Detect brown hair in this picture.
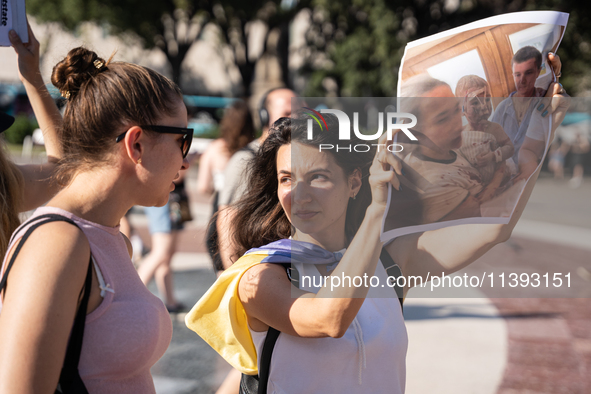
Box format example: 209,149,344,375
0,146,23,259
51,47,183,184
219,100,255,155
230,114,373,257
512,46,542,69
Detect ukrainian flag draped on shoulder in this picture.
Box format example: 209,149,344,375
185,239,342,374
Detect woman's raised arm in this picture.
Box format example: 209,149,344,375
10,23,62,160
10,22,63,211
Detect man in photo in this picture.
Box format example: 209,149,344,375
492,46,546,165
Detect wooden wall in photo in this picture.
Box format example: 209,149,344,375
401,24,563,107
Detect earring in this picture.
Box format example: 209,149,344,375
137,158,142,165
352,193,356,200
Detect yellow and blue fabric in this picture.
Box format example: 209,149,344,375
184,239,343,374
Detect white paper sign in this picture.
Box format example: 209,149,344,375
381,11,569,242
0,0,28,47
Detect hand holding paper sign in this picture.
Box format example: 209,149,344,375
369,132,403,210
9,22,41,85
8,18,63,197
0,0,27,46
516,62,571,182
533,52,569,122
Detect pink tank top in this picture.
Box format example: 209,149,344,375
1,206,173,393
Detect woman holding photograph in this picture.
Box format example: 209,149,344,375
0,42,191,393
186,58,568,392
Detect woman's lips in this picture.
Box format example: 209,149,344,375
294,211,318,219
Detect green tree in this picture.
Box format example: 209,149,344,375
302,0,591,97
26,0,305,95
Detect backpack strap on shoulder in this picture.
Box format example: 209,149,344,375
257,326,280,394
239,263,293,394
380,247,404,311
1,214,81,292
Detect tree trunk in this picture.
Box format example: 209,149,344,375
277,21,291,89
165,42,192,88
168,54,182,86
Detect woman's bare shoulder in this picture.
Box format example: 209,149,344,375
238,263,289,303
3,221,90,304
7,221,90,269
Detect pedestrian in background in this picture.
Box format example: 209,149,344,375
198,100,255,274
569,131,590,188
216,88,297,269
138,173,193,313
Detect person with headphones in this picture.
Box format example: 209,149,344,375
211,87,295,394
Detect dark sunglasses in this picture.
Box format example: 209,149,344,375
115,125,194,158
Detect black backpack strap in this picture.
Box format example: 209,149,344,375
239,326,281,394
56,258,92,393
239,263,293,394
0,213,91,394
257,327,280,394
380,247,404,311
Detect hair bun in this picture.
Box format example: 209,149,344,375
51,47,107,99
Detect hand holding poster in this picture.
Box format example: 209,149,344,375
0,0,27,46
381,11,569,241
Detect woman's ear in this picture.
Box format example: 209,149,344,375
349,168,362,196
122,126,144,164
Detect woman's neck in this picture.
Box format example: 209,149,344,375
292,230,349,252
48,168,133,228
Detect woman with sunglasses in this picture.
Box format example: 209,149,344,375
0,45,191,393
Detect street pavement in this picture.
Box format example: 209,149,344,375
128,173,590,394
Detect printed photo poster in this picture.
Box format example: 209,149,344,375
0,0,27,47
382,11,569,241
